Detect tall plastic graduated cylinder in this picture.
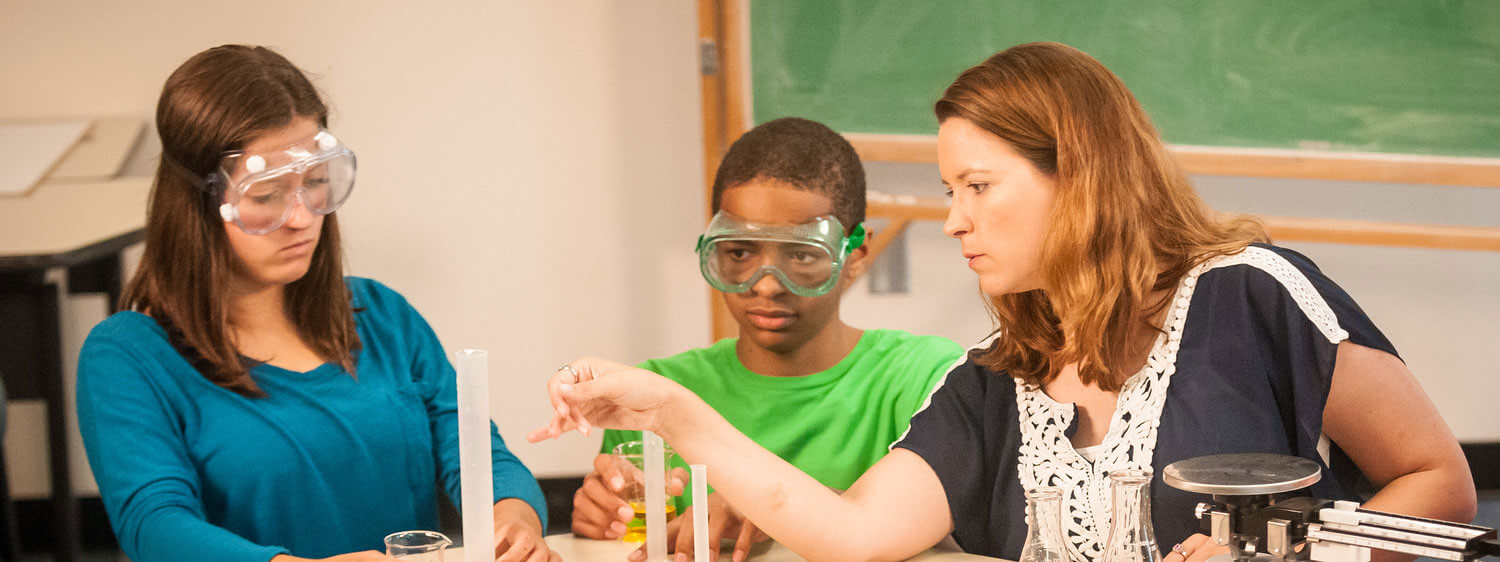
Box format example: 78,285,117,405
455,350,494,562
644,431,668,560
691,464,709,561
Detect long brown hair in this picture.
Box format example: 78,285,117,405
121,45,360,397
935,42,1266,391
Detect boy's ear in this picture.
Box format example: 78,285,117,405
842,244,873,281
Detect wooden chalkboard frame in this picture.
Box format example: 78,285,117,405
731,1,1500,187
698,0,1500,341
848,134,1500,189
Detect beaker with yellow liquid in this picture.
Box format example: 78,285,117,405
612,440,681,543
623,501,678,542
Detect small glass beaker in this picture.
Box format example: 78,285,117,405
612,440,680,543
384,530,452,561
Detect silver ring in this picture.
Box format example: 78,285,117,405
1171,543,1189,559
556,363,580,384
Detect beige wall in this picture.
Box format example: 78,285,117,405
1,0,709,485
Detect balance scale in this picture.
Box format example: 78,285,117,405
1163,453,1498,562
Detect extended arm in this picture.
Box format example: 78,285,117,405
530,360,953,562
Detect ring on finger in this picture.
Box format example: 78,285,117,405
557,363,580,384
1171,543,1190,559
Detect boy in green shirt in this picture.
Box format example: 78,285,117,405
570,117,963,560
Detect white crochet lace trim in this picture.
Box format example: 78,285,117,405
1014,246,1349,562
1014,258,1204,562
1206,246,1349,344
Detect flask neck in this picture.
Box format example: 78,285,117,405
1029,492,1065,541
1021,488,1068,562
1102,470,1161,562
1109,477,1154,536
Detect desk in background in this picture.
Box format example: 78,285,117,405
0,117,146,561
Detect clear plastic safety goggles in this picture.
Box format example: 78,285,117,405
696,211,866,298
213,129,355,235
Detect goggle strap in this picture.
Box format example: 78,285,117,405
159,151,223,197
844,222,867,256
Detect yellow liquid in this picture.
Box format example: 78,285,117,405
622,501,678,543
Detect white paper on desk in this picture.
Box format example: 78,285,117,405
0,120,90,195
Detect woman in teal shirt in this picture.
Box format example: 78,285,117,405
76,45,554,562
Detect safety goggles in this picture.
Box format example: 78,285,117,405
213,129,355,235
696,211,865,297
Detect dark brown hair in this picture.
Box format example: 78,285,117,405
711,117,866,232
121,45,360,397
935,42,1266,391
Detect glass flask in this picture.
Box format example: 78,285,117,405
1101,469,1163,562
1019,487,1069,562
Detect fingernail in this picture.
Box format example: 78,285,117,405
618,505,633,519
559,383,574,392
676,554,688,562
734,550,746,562
610,522,625,536
612,476,625,491
629,550,645,561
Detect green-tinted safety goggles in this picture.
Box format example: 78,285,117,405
696,211,865,297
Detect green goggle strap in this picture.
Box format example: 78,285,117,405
843,222,866,256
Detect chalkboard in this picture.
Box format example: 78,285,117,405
749,1,1500,159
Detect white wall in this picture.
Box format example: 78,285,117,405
847,161,1500,442
0,0,708,485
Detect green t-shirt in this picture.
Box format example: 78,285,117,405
600,329,963,508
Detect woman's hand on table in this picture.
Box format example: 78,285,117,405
271,552,395,561
526,358,688,442
493,498,560,562
629,492,767,562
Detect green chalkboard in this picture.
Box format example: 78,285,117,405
750,1,1500,158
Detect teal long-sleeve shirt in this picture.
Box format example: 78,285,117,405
76,277,546,562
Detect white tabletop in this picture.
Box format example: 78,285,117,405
440,535,1003,561
0,177,150,268
47,117,144,181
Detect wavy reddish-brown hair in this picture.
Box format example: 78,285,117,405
935,42,1266,391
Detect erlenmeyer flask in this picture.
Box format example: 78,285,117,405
1101,469,1162,562
1019,487,1068,562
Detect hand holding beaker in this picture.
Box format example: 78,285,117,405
613,440,685,543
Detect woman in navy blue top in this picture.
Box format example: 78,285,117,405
529,42,1475,562
76,45,555,562
890,243,1405,560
